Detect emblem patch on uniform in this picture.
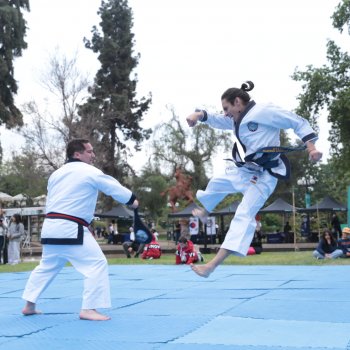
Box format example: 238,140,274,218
247,122,258,132
250,175,258,184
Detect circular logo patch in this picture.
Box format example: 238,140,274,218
135,229,149,243
247,122,258,132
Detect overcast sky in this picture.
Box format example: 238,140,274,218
1,0,346,174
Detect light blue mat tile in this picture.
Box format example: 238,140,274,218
173,315,350,348
27,315,211,343
161,344,343,350
223,298,350,323
111,287,167,299
280,280,350,289
158,288,268,300
113,298,244,316
36,297,83,313
0,314,73,337
2,338,158,350
0,297,25,313
260,288,350,302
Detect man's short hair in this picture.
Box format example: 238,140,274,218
342,227,350,235
66,139,90,159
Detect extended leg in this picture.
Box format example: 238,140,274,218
191,248,231,278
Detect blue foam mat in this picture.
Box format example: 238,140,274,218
1,265,350,349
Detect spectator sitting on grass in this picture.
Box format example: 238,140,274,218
313,229,343,260
175,236,203,265
337,227,350,258
141,234,161,260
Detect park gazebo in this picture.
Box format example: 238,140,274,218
299,195,347,239
95,203,134,219
259,197,296,214
259,197,299,244
95,203,136,240
300,195,347,213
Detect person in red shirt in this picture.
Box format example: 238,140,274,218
141,235,162,260
175,236,200,265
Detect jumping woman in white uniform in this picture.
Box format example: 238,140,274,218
186,81,322,278
22,139,139,320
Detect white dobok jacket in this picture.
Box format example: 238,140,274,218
41,160,135,245
201,101,318,179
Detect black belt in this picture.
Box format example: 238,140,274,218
41,212,89,245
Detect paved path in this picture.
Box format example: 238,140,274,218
1,265,350,349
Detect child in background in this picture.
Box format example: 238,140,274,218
175,236,201,265
141,234,161,260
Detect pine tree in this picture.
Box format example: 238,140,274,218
0,0,29,127
78,0,152,178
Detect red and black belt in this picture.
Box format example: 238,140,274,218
41,212,90,245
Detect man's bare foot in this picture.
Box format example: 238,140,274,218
192,208,208,224
79,309,111,321
191,263,214,278
22,301,42,316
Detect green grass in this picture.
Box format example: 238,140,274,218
1,251,350,273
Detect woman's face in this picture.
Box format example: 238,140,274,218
221,98,242,120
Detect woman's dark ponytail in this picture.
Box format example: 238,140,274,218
221,80,254,104
241,81,254,92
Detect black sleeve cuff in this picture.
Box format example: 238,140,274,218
126,193,137,205
302,133,317,143
201,110,208,122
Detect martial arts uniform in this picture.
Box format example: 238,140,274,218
22,159,136,310
198,101,318,256
175,240,199,265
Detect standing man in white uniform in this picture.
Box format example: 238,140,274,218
21,139,139,320
186,81,322,278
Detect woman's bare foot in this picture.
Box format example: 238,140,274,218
22,301,42,316
191,263,214,278
79,309,111,321
192,208,209,224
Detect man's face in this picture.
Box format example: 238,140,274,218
74,143,95,165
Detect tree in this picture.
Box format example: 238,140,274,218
0,149,48,198
292,1,350,169
0,0,29,128
20,51,91,171
132,162,168,222
151,108,231,191
78,0,152,179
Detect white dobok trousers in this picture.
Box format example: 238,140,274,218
22,230,111,310
197,167,278,256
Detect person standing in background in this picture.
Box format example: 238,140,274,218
7,214,24,265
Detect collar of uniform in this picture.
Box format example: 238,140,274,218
233,100,256,155
66,158,83,163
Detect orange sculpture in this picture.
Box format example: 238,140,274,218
161,167,194,212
